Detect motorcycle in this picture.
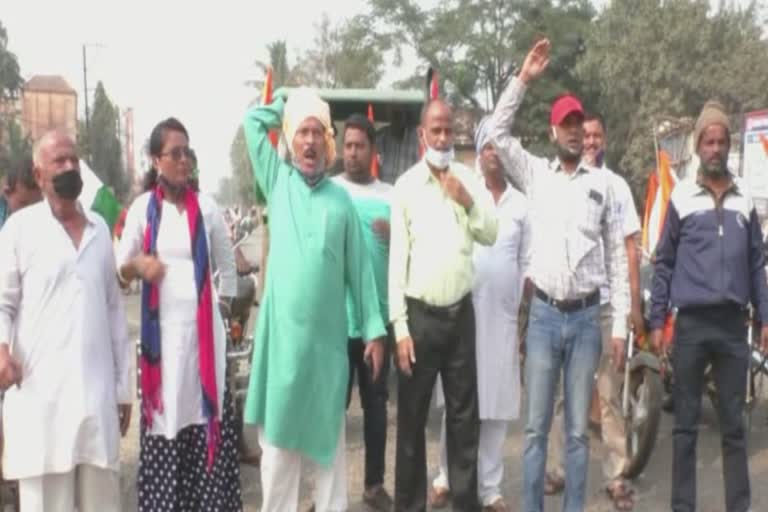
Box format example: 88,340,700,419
223,239,261,464
620,329,664,478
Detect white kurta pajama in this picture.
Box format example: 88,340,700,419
434,183,531,506
0,201,131,512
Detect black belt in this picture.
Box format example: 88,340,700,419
534,287,600,313
407,294,470,317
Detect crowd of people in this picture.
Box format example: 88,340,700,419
0,38,764,512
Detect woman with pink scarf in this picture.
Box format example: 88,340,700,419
117,117,241,511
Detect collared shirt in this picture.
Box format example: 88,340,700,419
0,201,131,479
489,76,629,338
599,168,641,305
389,159,498,341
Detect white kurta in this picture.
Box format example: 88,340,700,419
472,184,531,420
434,183,531,419
117,192,236,439
0,201,131,479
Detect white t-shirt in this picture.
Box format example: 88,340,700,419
601,168,641,305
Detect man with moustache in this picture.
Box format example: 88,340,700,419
242,88,386,512
489,39,628,512
650,100,768,512
390,99,497,512
332,114,394,510
431,116,531,512
545,113,643,509
0,131,131,512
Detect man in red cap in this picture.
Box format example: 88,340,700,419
489,39,629,512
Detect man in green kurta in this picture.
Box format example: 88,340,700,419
242,87,386,512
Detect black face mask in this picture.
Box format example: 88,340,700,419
52,169,83,200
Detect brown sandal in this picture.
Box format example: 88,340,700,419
543,472,565,495
606,480,635,511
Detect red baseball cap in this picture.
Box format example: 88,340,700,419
550,94,585,126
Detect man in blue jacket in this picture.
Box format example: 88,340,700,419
650,100,768,512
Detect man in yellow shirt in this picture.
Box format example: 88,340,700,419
389,99,498,512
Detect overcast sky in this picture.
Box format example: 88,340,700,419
3,0,762,194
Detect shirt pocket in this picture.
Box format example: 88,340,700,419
575,186,604,239
566,185,603,265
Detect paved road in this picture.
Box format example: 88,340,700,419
117,229,768,511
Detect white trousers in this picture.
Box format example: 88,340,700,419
259,421,347,512
433,415,508,507
18,464,120,512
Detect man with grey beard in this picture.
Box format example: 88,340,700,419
650,100,768,512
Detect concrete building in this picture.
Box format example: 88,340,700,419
21,75,77,142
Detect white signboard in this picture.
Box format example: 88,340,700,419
742,110,768,207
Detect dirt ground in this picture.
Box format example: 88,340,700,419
115,229,768,511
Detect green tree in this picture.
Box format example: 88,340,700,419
214,175,237,206
0,21,22,101
4,118,30,161
0,21,26,170
247,40,297,92
576,0,768,198
83,82,127,199
294,14,386,88
369,0,595,154
230,124,261,207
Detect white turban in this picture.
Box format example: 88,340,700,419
474,115,492,154
282,87,336,163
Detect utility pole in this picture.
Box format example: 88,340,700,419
82,45,90,135
82,43,104,139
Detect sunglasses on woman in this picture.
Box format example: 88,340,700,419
161,146,195,162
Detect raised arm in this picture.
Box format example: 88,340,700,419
242,97,292,201
489,39,552,194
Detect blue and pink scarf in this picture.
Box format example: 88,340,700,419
140,185,220,470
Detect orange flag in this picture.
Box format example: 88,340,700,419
642,150,676,255
429,71,439,100
420,68,440,158
262,67,278,147
641,172,659,253
368,104,379,178
760,133,768,157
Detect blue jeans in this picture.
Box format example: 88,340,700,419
522,296,602,512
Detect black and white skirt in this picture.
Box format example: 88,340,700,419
138,389,243,512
